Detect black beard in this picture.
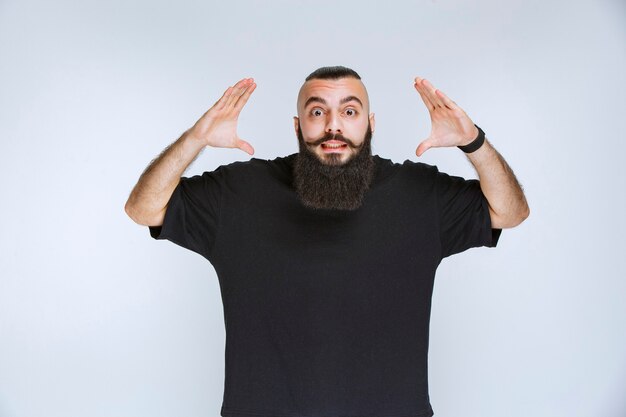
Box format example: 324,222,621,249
293,123,374,211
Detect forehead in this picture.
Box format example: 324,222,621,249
297,77,369,112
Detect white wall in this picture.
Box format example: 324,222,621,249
1,0,624,416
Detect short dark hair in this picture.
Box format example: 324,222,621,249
305,66,361,81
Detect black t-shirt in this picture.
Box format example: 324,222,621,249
149,153,501,417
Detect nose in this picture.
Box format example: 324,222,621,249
325,111,342,134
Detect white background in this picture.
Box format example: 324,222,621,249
1,0,624,416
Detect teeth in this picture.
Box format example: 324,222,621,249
323,143,345,148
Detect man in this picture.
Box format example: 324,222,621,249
125,66,529,417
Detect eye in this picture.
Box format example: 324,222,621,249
345,108,357,116
311,108,323,117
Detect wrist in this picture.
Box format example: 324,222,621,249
182,128,208,152
458,124,485,153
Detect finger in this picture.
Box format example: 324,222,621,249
236,138,255,155
413,79,435,111
415,138,434,157
226,78,252,107
421,79,445,108
214,86,233,110
413,77,435,111
233,81,257,112
434,88,458,110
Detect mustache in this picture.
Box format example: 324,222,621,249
305,131,359,148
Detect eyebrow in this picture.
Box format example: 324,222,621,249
304,95,363,109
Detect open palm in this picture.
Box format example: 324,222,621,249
413,77,478,157
190,77,257,155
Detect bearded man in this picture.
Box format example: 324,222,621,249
125,66,529,417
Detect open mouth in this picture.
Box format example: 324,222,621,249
320,140,348,152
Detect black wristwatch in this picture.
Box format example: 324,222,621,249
457,124,485,153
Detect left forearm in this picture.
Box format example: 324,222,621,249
411,76,530,228
465,138,529,228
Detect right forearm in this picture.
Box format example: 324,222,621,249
125,129,206,225
126,77,257,225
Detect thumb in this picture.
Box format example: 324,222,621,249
236,138,255,155
415,138,433,157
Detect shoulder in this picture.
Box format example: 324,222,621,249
373,156,484,198
227,153,295,177
374,155,437,171
394,158,474,186
401,158,439,174
187,153,296,186
221,154,294,170
373,155,440,181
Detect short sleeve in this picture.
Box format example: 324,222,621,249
148,167,225,260
435,169,502,258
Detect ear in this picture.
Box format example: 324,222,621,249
293,116,299,138
369,112,375,134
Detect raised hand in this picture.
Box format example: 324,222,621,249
413,77,479,157
188,77,257,155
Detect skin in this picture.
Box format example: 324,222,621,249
412,76,530,228
125,75,529,229
294,77,375,165
124,77,257,226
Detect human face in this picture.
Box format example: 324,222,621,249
294,77,375,166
